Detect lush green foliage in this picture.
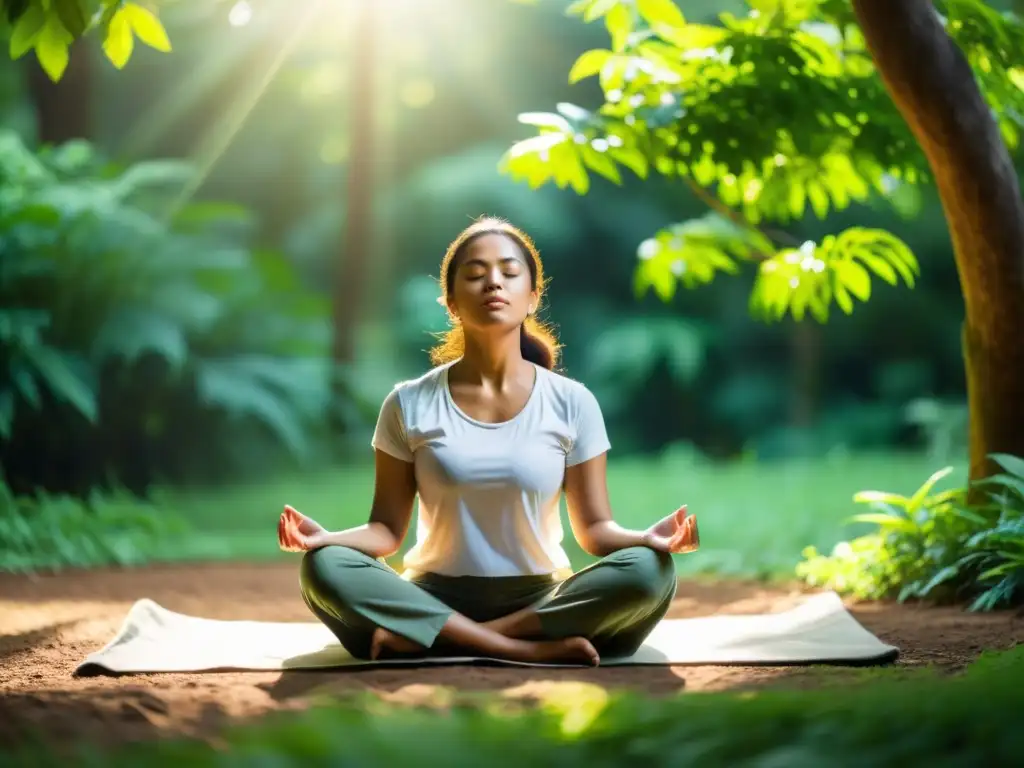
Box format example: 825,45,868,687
500,0,1023,322
13,645,1024,765
0,475,195,572
799,453,1024,610
3,0,171,81
1,130,332,494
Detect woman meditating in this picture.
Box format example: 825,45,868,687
277,217,699,666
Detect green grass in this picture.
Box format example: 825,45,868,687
152,450,960,579
15,643,1024,766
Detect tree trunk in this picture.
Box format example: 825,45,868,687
852,0,1024,484
27,43,92,144
332,3,378,369
789,320,820,429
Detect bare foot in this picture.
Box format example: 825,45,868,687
517,636,600,666
369,627,426,660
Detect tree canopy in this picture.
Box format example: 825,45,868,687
499,0,1024,324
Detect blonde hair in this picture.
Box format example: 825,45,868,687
430,217,561,370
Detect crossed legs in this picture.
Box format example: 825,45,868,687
299,545,677,665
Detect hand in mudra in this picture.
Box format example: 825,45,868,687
644,505,699,554
277,505,327,552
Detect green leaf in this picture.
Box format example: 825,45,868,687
657,22,726,49
54,0,87,38
517,112,573,132
92,308,190,371
605,3,633,51
977,563,1017,581
610,145,648,178
34,14,72,82
637,0,686,29
24,346,98,422
499,134,558,188
990,453,1024,480
581,144,622,184
635,256,678,301
856,252,898,285
918,564,961,596
837,259,871,301
634,213,751,302
124,2,172,52
853,490,911,508
569,49,612,83
583,0,618,22
908,466,955,512
806,180,830,218
9,358,41,409
974,472,1024,500
835,280,851,313
9,2,45,59
788,183,807,218
103,7,134,69
835,227,919,289
848,513,919,533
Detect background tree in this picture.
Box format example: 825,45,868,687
850,0,1024,487
500,0,1024,484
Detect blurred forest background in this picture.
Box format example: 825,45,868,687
2,0,1020,587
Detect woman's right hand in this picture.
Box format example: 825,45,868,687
643,505,699,554
277,504,328,552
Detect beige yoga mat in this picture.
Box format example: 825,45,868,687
74,591,898,676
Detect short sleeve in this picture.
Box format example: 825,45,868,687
371,388,414,462
566,384,611,466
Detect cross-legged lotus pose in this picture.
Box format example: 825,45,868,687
277,217,699,666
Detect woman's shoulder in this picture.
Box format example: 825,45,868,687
537,366,602,410
387,362,452,403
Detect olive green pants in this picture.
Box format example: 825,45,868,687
299,545,678,660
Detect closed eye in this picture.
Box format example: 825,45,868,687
465,271,521,280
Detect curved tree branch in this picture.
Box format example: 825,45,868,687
682,177,801,259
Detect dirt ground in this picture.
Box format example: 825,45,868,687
2,561,1022,752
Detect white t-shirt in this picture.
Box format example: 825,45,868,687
371,361,611,577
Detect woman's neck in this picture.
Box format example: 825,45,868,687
456,330,529,385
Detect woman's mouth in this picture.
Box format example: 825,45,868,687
482,298,509,310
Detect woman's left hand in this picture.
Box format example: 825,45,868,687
277,504,328,553
643,505,699,554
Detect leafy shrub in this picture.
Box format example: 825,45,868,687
798,454,1024,611
0,130,333,493
0,475,192,573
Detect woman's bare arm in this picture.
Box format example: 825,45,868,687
564,453,650,557
314,449,417,558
